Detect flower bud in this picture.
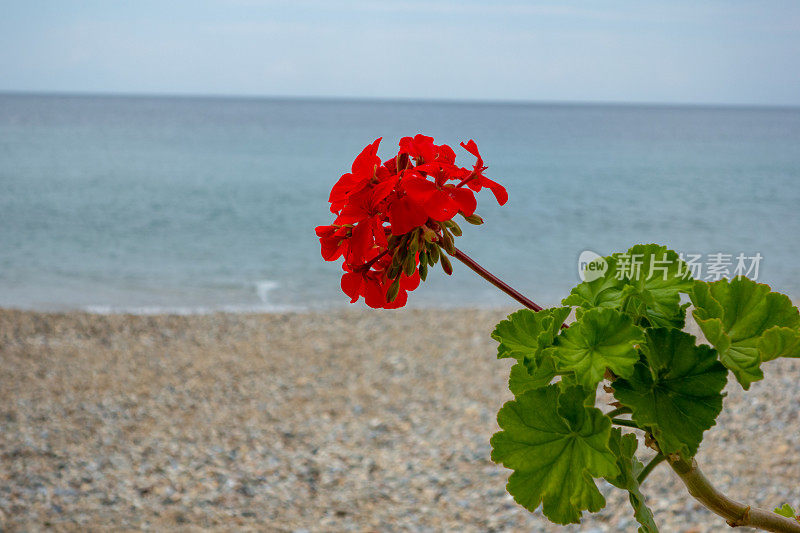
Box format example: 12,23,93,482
421,226,437,242
427,244,440,264
440,253,453,275
448,221,462,237
386,278,401,302
388,251,404,278
463,214,483,225
418,257,428,281
408,234,419,256
403,253,416,276
441,230,456,255
387,261,401,279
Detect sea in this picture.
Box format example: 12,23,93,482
1,93,798,313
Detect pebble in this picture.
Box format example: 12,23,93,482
0,308,797,531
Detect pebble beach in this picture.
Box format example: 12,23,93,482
1,307,798,532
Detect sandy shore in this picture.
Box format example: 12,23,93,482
1,307,798,532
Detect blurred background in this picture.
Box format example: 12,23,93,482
3,3,800,532
1,1,799,312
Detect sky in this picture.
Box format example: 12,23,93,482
2,1,799,106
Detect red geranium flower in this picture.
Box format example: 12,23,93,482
316,135,507,308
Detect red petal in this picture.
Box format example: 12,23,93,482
369,174,398,205
328,173,359,211
451,188,477,216
383,289,407,309
481,177,508,205
433,162,461,185
316,225,346,261
399,134,436,162
335,201,369,225
400,270,420,291
402,176,437,204
364,279,385,308
389,196,428,235
382,156,397,174
371,219,388,249
425,190,459,221
460,139,480,160
437,144,456,163
351,138,382,179
315,225,333,238
348,221,373,262
320,238,344,261
341,272,362,303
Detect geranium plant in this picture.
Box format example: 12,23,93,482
316,136,800,532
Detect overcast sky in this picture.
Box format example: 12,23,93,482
2,1,799,106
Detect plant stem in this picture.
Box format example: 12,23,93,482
353,248,390,272
605,407,632,419
668,456,800,532
611,418,641,429
455,172,477,189
452,247,544,311
637,454,666,485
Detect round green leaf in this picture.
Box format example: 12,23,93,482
691,277,800,389
612,328,727,459
545,308,644,390
491,384,619,525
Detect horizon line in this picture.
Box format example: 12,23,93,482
1,89,799,111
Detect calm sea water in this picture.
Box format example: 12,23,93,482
1,94,798,313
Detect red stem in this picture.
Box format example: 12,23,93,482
353,248,390,272
455,171,477,189
452,247,544,312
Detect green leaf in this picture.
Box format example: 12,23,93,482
612,328,727,459
691,277,800,389
617,244,693,329
774,503,797,519
508,360,557,396
544,308,644,390
490,384,619,524
564,244,692,329
759,326,800,361
563,254,627,310
606,429,659,533
492,307,570,362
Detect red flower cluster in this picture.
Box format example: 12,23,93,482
316,135,507,308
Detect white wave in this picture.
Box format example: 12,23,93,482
255,280,279,303
80,279,301,315
83,301,302,316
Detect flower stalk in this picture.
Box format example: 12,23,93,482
668,456,800,532
452,247,543,311
637,454,666,485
